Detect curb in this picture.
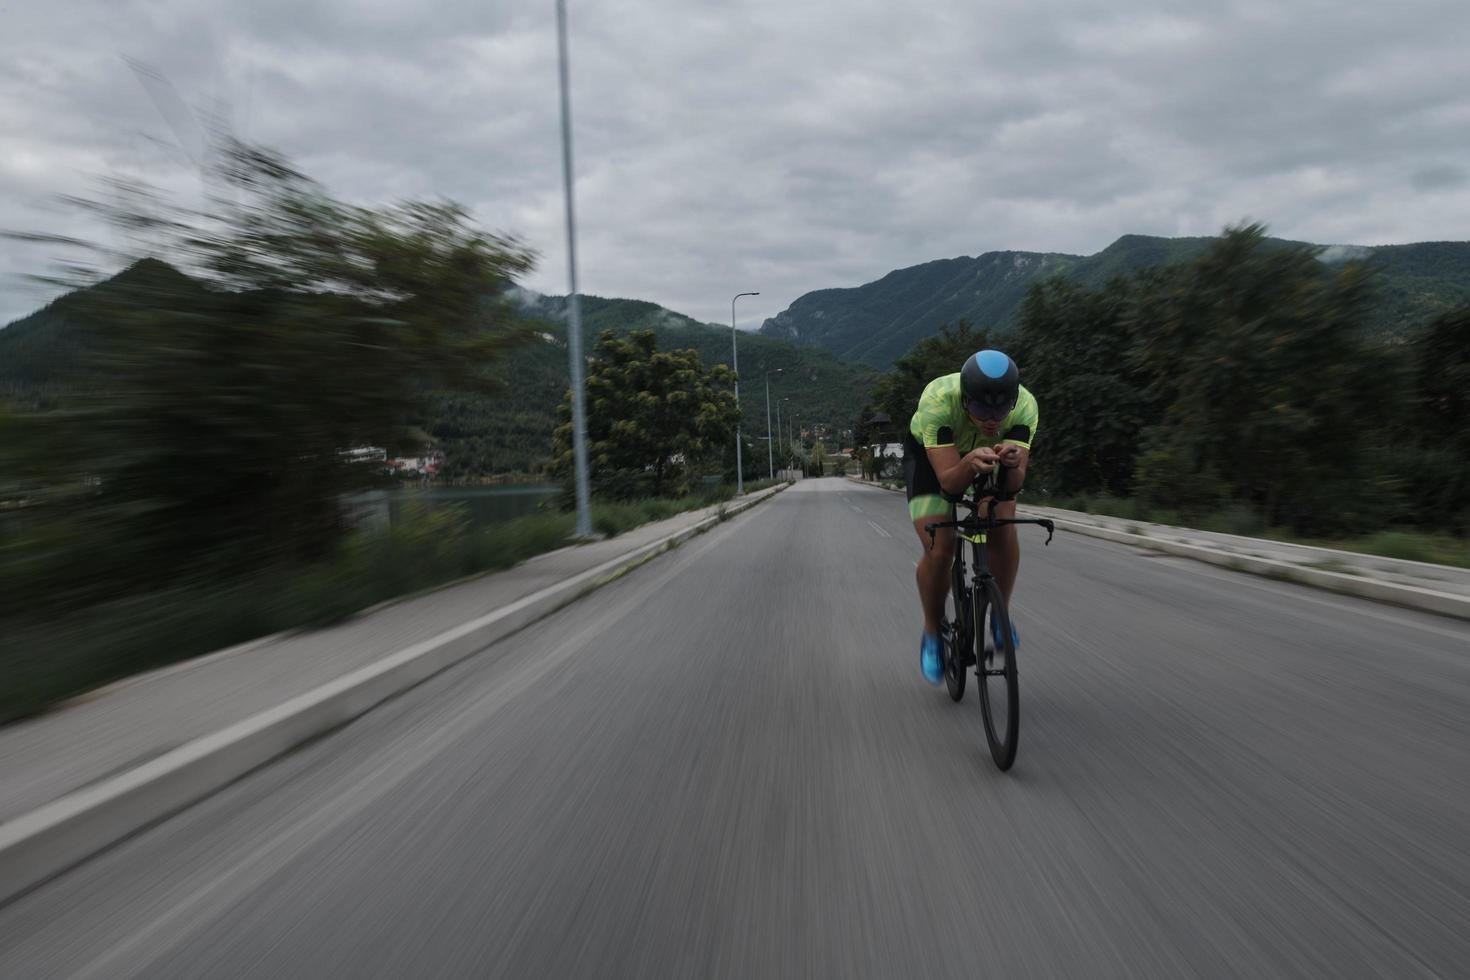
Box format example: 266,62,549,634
846,477,902,493
1037,515,1470,621
847,476,1468,620
0,483,789,906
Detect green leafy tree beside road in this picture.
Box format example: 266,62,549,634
1407,307,1470,531
1015,275,1154,497
2,141,536,608
550,329,738,500
0,140,548,719
868,223,1467,539
1127,225,1384,529
869,320,990,428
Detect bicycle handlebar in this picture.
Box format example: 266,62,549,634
924,515,1055,549
944,460,1020,507
925,462,1054,548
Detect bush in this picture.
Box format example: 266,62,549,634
588,491,733,537
1135,443,1228,517
1197,503,1265,537
1356,531,1469,567
0,484,754,723
1087,495,1140,520
590,502,652,537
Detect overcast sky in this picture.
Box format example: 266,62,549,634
3,0,1468,327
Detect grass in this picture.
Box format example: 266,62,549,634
1301,530,1470,569
1037,492,1470,570
586,479,784,536
0,480,790,725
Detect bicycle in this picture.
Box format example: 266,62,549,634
925,466,1054,770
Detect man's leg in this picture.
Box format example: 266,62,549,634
988,498,1021,603
912,514,954,635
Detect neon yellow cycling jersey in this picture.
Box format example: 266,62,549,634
905,374,1038,521
910,374,1038,452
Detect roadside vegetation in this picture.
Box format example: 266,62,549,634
0,140,789,723
0,483,779,724
857,224,1470,556
1036,493,1470,569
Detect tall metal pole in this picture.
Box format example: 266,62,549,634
556,0,592,537
730,291,758,494
775,398,783,464
770,371,782,478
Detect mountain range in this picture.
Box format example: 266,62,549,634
0,265,878,476
759,234,1470,369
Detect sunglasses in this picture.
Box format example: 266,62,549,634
963,395,1014,423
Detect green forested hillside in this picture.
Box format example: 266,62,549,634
0,270,877,477
429,294,878,476
0,259,201,405
861,226,1470,536
760,233,1470,369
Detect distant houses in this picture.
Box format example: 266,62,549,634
387,450,444,477
338,446,444,478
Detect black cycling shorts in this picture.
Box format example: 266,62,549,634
902,432,955,521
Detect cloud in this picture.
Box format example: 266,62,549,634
1318,244,1372,264
3,0,1470,328
1411,165,1467,192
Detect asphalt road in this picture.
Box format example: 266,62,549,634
2,478,1467,979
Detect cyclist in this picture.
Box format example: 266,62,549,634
905,350,1037,685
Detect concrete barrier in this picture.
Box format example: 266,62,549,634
1040,515,1470,621
844,477,1469,621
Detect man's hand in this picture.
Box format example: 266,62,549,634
963,447,999,475
993,443,1024,468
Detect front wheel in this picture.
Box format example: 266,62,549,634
942,576,968,702
976,577,1019,770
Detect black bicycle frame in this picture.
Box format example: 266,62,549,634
923,469,1056,575
923,469,1053,672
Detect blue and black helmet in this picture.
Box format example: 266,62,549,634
960,349,1019,422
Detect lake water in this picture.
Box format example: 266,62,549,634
344,485,562,531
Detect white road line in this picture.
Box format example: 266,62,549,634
852,506,864,513
867,520,892,538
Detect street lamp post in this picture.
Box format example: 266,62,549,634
555,0,592,537
776,396,787,472
730,291,759,494
765,367,782,480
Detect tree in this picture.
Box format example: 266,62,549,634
1128,224,1383,530
1406,306,1470,530
870,320,991,427
1016,275,1157,496
550,329,738,500
2,140,536,611
811,442,829,477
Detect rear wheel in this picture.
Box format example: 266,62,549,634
976,577,1019,770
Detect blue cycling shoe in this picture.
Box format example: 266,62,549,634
991,616,1020,651
984,617,1020,667
919,632,943,686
